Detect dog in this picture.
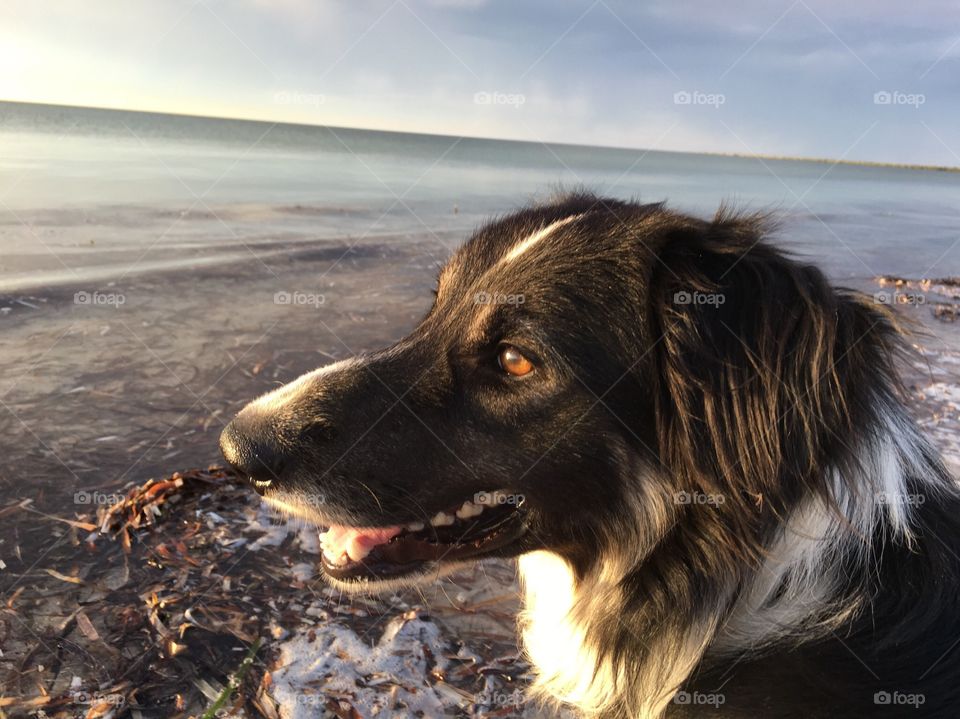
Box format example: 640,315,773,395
221,194,960,718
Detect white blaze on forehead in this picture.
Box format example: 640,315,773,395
500,214,582,264
247,358,358,414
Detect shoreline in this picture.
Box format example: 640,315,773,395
0,232,435,295
695,150,960,174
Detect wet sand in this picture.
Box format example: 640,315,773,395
0,233,443,510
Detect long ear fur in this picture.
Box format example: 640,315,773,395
648,208,903,549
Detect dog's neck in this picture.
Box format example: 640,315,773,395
517,405,947,718
716,407,940,653
519,549,722,718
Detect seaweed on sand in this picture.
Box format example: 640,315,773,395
0,468,553,718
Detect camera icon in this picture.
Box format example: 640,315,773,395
74,291,91,305
874,691,891,705
673,91,692,105
74,490,92,505
874,90,892,105
673,291,692,305
474,91,492,105
274,291,292,305
673,691,692,705
474,291,492,305
873,291,891,305
473,491,491,505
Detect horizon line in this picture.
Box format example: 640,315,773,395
2,98,958,174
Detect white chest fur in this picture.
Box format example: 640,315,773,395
517,550,619,714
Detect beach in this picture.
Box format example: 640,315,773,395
2,101,960,717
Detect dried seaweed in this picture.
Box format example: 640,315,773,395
0,467,559,719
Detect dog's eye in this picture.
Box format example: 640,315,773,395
498,345,534,377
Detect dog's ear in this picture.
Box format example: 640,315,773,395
648,211,895,514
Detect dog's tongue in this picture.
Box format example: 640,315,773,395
319,524,403,564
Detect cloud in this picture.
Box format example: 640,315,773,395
0,0,956,165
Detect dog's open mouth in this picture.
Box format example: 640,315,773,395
318,490,526,583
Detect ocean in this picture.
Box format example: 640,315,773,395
3,100,960,292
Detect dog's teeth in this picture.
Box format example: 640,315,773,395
456,501,484,519
405,521,425,532
322,547,349,566
430,511,456,527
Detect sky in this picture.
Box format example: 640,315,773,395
1,0,958,165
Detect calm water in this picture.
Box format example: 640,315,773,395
2,100,960,291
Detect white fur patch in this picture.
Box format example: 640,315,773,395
716,402,940,652
518,550,718,718
501,215,581,264
247,358,358,414
518,551,618,713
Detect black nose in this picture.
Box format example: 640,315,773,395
219,418,285,494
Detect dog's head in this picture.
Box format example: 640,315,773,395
221,193,894,591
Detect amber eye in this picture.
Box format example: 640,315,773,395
498,345,534,377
